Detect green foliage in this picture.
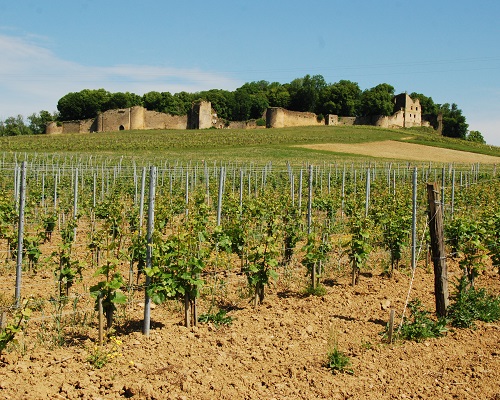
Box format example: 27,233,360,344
467,130,486,144
27,110,58,134
282,206,302,265
244,199,281,306
57,89,143,121
319,80,361,117
58,89,110,120
397,299,447,341
359,83,395,116
326,347,353,374
87,336,123,369
483,210,500,273
410,92,438,116
198,309,234,327
447,277,500,328
301,233,331,283
0,302,31,355
145,196,209,305
304,283,327,297
54,219,83,297
376,197,411,275
24,233,42,270
256,118,266,126
90,260,127,329
440,103,468,139
42,213,57,242
128,233,147,281
232,83,270,121
0,115,32,136
288,74,327,113
446,216,487,286
347,215,372,285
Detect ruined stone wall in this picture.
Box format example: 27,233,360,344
227,120,266,129
189,101,213,129
386,110,404,128
144,109,187,130
335,116,356,126
98,108,131,132
51,107,188,134
130,106,145,130
325,115,338,126
46,93,433,135
79,118,97,133
198,101,213,129
45,122,63,134
266,107,323,128
63,121,82,133
393,93,422,128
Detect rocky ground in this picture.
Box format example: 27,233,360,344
1,252,500,400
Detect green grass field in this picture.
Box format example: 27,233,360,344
1,125,499,165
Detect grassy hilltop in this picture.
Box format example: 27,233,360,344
1,125,499,165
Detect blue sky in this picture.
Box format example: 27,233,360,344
1,0,500,145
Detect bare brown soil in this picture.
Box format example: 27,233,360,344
1,248,500,400
300,141,500,163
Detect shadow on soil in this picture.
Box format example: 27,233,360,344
115,319,165,335
277,290,308,299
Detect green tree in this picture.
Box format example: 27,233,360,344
142,91,164,112
170,91,195,115
467,130,485,144
288,74,327,113
409,92,438,115
197,89,235,121
0,115,31,136
440,103,468,139
319,80,361,116
103,92,142,110
28,110,57,134
57,89,111,120
266,82,291,109
142,91,177,114
232,82,270,121
359,83,395,116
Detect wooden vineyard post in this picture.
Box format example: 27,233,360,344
184,294,191,328
427,183,449,317
98,294,104,346
387,309,395,344
0,311,6,329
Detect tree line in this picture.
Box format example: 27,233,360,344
0,75,483,142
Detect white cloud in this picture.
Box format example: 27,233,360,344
0,34,242,119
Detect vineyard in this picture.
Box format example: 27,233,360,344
1,146,500,399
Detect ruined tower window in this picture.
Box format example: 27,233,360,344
119,125,125,130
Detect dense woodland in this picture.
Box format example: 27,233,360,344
0,75,481,142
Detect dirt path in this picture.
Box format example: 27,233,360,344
300,141,500,163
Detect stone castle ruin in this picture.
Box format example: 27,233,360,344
46,93,439,134
46,101,215,134
266,93,429,129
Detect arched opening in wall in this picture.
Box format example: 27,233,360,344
119,125,125,131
